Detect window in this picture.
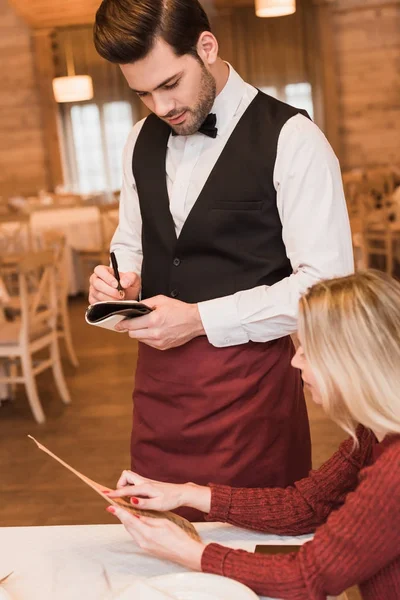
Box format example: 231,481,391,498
285,83,314,120
260,83,314,120
261,86,278,99
62,101,134,194
104,102,134,191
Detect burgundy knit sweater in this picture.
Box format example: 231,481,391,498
201,426,400,599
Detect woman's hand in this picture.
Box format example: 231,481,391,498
105,470,212,514
107,506,206,570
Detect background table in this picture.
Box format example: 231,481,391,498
0,522,316,600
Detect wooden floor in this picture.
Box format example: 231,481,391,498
0,296,360,599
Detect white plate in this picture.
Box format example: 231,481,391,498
147,572,259,600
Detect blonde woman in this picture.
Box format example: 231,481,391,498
106,270,400,600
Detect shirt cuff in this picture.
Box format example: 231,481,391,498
201,543,233,576
109,251,141,277
197,295,249,348
205,484,233,523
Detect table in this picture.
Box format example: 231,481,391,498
0,523,347,600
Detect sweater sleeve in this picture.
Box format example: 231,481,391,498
206,426,373,535
201,441,400,600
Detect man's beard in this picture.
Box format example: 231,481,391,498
165,66,216,136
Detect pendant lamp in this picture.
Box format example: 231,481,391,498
52,32,94,103
255,0,296,17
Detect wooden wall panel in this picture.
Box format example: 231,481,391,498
32,30,64,191
8,0,100,28
2,0,399,194
333,1,400,169
336,0,398,10
0,0,47,198
8,0,254,28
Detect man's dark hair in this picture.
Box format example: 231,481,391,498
94,0,212,64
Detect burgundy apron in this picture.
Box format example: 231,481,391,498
131,336,311,521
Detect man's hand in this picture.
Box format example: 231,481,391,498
88,265,141,304
114,295,206,350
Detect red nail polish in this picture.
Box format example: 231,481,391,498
102,490,110,494
106,506,116,514
131,497,139,505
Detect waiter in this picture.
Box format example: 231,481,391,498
90,0,353,520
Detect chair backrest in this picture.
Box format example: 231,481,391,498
40,230,69,298
342,172,367,237
0,214,33,255
17,250,57,344
98,202,119,251
363,167,395,199
360,193,394,274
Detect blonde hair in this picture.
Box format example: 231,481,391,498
298,270,400,440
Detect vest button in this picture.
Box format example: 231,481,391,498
173,257,181,267
171,289,179,298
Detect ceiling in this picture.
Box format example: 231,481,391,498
9,0,255,29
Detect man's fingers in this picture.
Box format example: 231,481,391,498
120,272,139,289
91,277,123,300
94,264,117,287
90,290,121,304
115,316,153,333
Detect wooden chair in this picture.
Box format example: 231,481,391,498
78,202,119,290
0,251,71,423
343,173,367,270
1,232,80,368
359,193,400,275
40,231,79,368
0,214,34,294
0,213,33,255
363,167,396,202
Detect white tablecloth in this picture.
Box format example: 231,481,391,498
0,523,315,600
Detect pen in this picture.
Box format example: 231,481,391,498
110,252,125,298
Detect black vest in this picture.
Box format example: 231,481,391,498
133,91,309,303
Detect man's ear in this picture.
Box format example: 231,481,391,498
196,31,218,66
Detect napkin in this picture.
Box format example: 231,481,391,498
115,580,176,599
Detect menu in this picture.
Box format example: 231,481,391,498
28,436,201,542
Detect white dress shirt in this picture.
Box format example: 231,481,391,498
111,65,354,348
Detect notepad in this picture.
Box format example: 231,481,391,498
85,300,153,331
28,436,201,542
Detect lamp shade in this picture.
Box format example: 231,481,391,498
52,75,94,103
255,0,296,17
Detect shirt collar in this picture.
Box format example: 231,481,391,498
211,63,247,137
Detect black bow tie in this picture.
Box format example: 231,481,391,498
171,113,218,139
